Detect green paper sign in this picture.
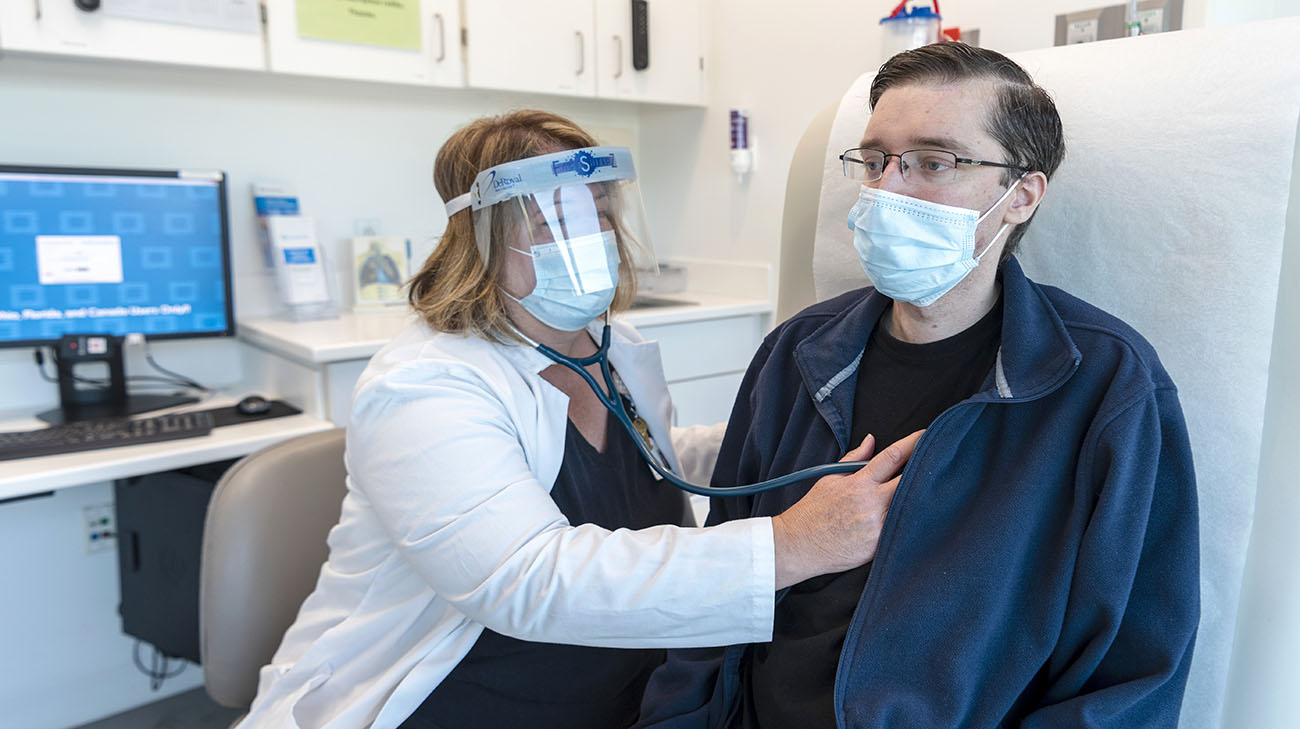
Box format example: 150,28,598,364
297,0,422,51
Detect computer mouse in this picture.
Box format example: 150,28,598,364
236,395,272,416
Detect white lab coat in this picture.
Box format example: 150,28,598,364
240,318,776,729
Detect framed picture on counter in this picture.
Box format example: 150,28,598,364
351,235,410,310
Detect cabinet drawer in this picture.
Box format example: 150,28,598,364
667,372,744,427
638,315,762,383
325,359,370,426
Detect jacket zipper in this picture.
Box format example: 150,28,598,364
828,403,962,728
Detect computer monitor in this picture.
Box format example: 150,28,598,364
0,164,234,422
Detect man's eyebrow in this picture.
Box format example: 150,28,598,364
855,135,975,156
913,136,975,155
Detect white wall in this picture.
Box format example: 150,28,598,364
1203,0,1300,25
638,0,883,276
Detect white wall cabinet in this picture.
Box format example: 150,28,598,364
466,0,704,105
264,0,464,87
595,0,704,105
463,0,596,97
0,0,265,70
1,0,705,106
640,314,762,426
667,372,744,428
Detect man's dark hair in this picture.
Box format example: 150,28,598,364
869,43,1065,258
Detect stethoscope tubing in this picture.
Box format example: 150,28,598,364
536,324,868,497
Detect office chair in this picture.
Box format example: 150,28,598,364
199,428,347,712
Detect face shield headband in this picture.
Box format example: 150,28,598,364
444,145,636,237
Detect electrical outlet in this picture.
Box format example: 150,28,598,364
83,503,116,554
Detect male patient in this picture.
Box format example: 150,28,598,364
637,43,1199,728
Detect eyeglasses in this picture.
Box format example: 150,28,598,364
839,148,1028,185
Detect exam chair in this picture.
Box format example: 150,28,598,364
199,428,348,712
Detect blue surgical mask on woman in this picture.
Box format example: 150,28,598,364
847,181,1020,307
506,230,621,331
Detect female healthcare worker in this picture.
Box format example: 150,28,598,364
239,110,917,729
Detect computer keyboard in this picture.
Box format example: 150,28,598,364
0,411,216,461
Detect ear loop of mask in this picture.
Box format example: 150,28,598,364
499,197,536,306
972,176,1024,261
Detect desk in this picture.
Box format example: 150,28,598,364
0,394,334,728
0,401,335,502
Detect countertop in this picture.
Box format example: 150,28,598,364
238,292,773,366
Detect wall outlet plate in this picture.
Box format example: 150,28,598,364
83,503,116,554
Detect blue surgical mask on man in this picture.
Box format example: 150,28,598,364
505,231,620,331
847,180,1021,307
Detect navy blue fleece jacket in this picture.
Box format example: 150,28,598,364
637,258,1199,729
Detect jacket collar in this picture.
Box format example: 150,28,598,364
992,257,1082,402
793,257,1081,451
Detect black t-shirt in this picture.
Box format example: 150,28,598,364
744,299,1003,729
401,399,686,729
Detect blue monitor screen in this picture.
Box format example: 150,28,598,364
0,165,234,348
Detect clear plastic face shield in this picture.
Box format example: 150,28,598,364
444,146,656,331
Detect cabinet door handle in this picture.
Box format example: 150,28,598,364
575,30,585,75
434,12,446,62
613,35,624,78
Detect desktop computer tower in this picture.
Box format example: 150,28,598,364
114,459,237,663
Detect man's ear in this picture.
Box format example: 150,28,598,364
1004,171,1048,225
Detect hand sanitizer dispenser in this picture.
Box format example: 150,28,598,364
730,109,754,182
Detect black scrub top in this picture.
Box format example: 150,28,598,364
400,405,687,729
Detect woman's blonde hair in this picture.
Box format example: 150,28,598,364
409,109,639,342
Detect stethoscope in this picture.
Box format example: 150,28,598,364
530,320,870,497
